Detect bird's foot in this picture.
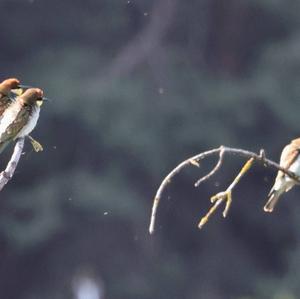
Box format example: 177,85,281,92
28,135,43,152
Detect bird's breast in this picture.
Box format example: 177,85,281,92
288,155,300,177
0,102,23,138
17,106,40,138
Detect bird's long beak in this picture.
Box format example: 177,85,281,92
18,84,33,89
9,84,33,99
37,97,52,107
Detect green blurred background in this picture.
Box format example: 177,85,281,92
1,0,300,298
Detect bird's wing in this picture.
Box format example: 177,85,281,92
276,141,300,181
0,89,25,120
0,107,30,143
0,96,12,118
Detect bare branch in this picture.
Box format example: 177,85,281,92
0,138,24,191
149,147,221,234
149,146,300,234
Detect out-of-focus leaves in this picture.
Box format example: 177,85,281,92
1,1,300,299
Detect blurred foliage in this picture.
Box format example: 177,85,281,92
1,0,300,298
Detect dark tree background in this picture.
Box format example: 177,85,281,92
1,0,300,298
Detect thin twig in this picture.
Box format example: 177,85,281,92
0,138,25,191
194,147,225,187
149,146,300,234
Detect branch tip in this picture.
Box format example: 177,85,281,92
259,149,266,159
222,191,232,218
198,217,208,229
149,196,160,234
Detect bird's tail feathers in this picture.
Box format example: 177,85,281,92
264,188,284,213
0,140,11,154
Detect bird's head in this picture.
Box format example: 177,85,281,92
0,78,34,99
19,88,45,107
0,78,21,95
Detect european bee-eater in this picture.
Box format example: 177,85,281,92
264,138,300,212
0,88,45,153
0,78,29,116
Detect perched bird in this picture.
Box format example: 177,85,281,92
0,88,45,153
264,138,300,212
0,78,29,116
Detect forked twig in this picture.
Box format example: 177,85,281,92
0,138,25,191
149,146,300,234
198,158,254,229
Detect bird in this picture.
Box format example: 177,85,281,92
0,88,45,153
0,78,30,116
264,138,300,212
0,79,44,152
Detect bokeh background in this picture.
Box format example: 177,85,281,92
1,0,300,298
